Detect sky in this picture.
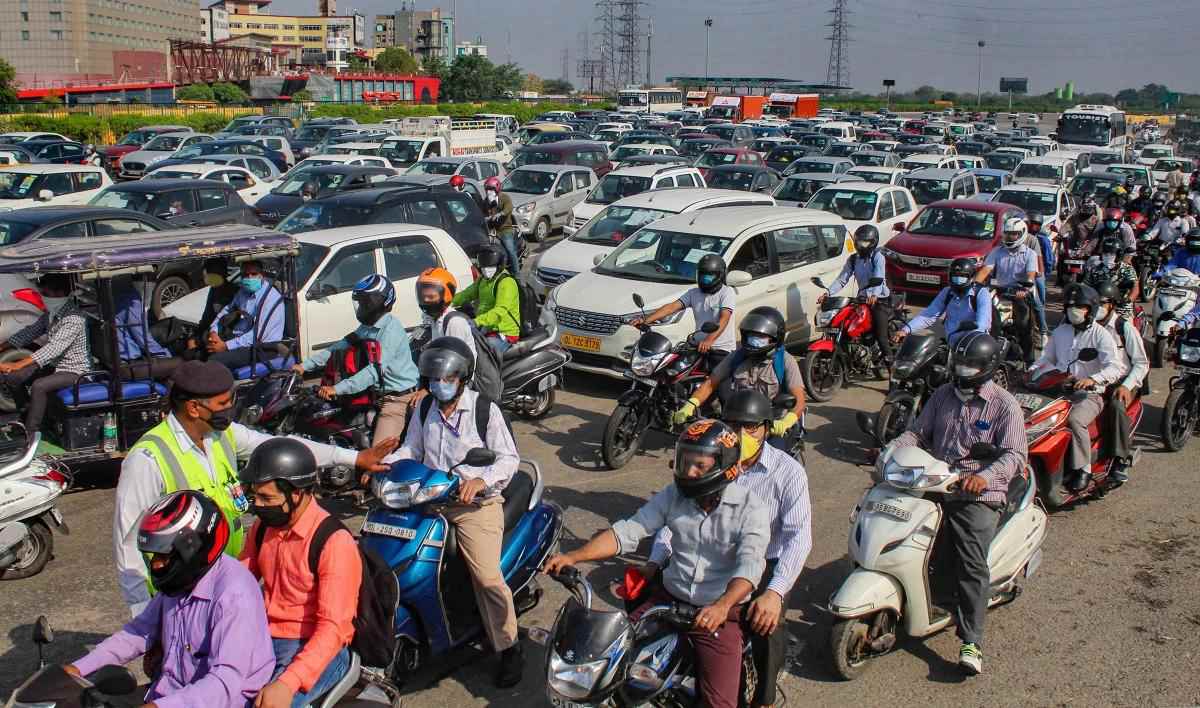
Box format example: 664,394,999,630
272,0,1200,95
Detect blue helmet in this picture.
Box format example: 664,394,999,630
351,274,395,324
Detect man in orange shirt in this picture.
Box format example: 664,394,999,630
240,438,362,708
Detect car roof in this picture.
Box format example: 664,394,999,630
784,172,849,182
1141,143,1172,150
708,164,773,174
291,165,393,176
153,162,248,174
849,166,904,174
295,224,451,247
0,206,143,225
904,168,970,179
902,154,948,162
1108,163,1147,170
996,182,1060,193
20,139,81,147
925,199,1013,213
610,187,773,212
608,163,693,177
970,168,1011,177
511,164,580,174
813,181,895,193
855,150,890,157
417,156,478,164
1,164,103,174
109,178,230,192
1019,156,1070,165
310,184,456,205
651,205,845,236
1076,170,1124,180
797,156,852,164
516,140,607,152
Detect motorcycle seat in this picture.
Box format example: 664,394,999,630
501,469,535,537
56,379,167,407
998,468,1035,528
502,328,553,362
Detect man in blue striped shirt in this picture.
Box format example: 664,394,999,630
897,257,992,347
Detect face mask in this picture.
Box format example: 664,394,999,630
1004,237,1022,250
699,273,719,287
1171,216,1182,226
429,379,459,403
1066,307,1088,326
42,296,68,314
301,194,312,202
949,275,969,288
1103,254,1116,268
1105,220,1120,230
739,429,762,464
240,275,263,294
251,499,292,528
746,335,771,349
487,192,498,203
199,402,234,432
481,266,498,279
204,273,225,288
1100,304,1114,323
419,300,446,318
855,241,874,252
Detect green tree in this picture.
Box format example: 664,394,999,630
491,62,524,97
542,78,573,95
176,83,215,102
291,89,313,102
211,82,248,104
348,55,369,72
376,47,420,74
912,85,938,102
0,59,17,106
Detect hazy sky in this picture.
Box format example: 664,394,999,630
273,0,1199,94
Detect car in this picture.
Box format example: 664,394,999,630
866,140,900,153
951,155,987,171
405,156,507,182
0,205,170,245
1151,158,1194,186
509,140,614,177
899,154,958,173
782,156,854,177
845,166,906,186
1086,150,1125,167
804,181,917,239
90,178,260,229
882,200,1027,296
290,119,359,157
894,143,941,160
254,165,396,226
1011,156,1077,186
164,153,283,184
118,133,213,179
568,164,706,235
751,137,795,156
501,164,597,242
680,137,732,159
546,206,854,377
900,167,981,206
156,139,289,172
1136,143,1174,167
695,147,765,180
609,143,679,163
244,135,297,168
825,141,864,158
1067,170,1126,199
0,132,70,145
990,183,1073,230
526,131,595,146
704,164,781,194
955,140,993,157
215,115,294,139
102,125,192,169
143,163,275,205
992,146,1035,161
796,133,835,154
0,165,111,210
286,153,393,175
612,131,680,151
0,145,40,167
1104,163,1153,192
531,188,775,299
970,168,1014,200
16,140,92,165
772,172,855,207
850,150,900,168
1043,148,1093,174
704,123,756,147
317,141,384,158
985,152,1023,172
763,145,817,173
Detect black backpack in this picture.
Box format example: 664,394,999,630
254,516,399,669
417,390,512,440
444,310,504,402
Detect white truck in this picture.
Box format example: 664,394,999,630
377,116,502,169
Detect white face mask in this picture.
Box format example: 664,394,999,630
1103,254,1116,268
481,266,498,279
1067,307,1088,326
953,386,976,402
487,192,498,204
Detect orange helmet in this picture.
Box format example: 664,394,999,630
416,267,458,315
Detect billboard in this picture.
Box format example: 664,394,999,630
1000,77,1028,94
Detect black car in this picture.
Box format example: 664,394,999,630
680,137,732,158
764,145,818,172
826,141,864,158
156,139,289,172
275,184,489,256
704,165,781,194
705,123,756,148
289,119,357,156
955,140,994,157
795,133,835,154
614,131,679,150
90,179,260,228
17,140,90,165
254,165,395,226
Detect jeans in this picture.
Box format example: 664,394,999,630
486,334,512,355
0,367,79,433
871,300,894,363
270,638,351,708
944,501,1001,647
1033,276,1048,334
498,228,520,274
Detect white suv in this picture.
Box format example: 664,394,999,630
0,165,112,211
567,164,707,235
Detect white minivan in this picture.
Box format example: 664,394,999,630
818,121,857,142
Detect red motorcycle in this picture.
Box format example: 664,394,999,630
802,276,906,402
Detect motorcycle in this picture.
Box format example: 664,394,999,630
802,276,906,403
601,294,717,470
1133,233,1171,304
362,449,562,685
857,329,949,444
992,283,1034,368
1149,267,1200,368
1160,327,1200,451
827,444,1047,679
541,566,759,707
1055,233,1093,286
0,430,71,581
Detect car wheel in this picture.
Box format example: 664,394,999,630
530,217,551,243
152,275,192,318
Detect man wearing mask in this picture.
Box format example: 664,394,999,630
1084,235,1140,315
114,360,395,615
543,419,769,708
1155,227,1200,277
0,273,90,437
114,278,178,381
482,176,519,274
1026,213,1056,337
415,267,476,359
385,337,525,687
452,245,521,354
896,257,993,347
890,332,1027,676
1147,200,1191,245
822,224,894,366
1094,281,1148,486
292,275,419,442
185,258,240,358
1062,196,1102,255
1028,284,1125,493
206,260,285,371
240,439,362,708
975,217,1039,364
1091,207,1136,262
629,254,736,365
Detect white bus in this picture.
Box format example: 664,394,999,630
1056,104,1128,153
617,87,684,114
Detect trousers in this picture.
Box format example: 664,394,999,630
1101,390,1134,462
441,500,518,652
943,501,1000,647
872,301,894,363
750,559,788,706
1010,296,1036,364
270,638,351,708
1033,276,1049,334
0,367,78,433
1066,390,1104,472
208,343,284,372
372,390,418,444
498,228,521,275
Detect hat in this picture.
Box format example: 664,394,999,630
170,360,234,398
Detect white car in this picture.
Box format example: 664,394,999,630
803,182,917,242
247,136,296,168
567,164,707,235
1105,163,1154,192
992,146,1035,161
0,132,69,144
866,140,899,153
286,153,393,177
899,154,957,173
0,165,111,210
990,183,1073,231
119,133,213,179
609,143,679,163
1136,143,1173,167
505,165,596,242
952,155,987,170
1012,156,1077,186
845,166,906,186
144,163,274,205
1151,158,1193,187
546,206,850,377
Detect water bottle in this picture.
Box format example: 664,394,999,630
102,412,117,452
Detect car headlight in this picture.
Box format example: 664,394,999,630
373,479,419,509
544,286,560,314
1181,343,1200,363
880,246,897,260
630,351,668,376
516,201,535,214
548,652,607,700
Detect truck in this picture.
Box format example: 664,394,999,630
686,90,716,108
706,95,767,123
763,92,819,119
377,116,500,169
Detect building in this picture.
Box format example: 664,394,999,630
455,37,486,58
0,0,203,86
374,5,453,63
210,0,365,69
201,6,231,43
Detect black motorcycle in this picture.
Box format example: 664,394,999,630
991,282,1033,373
1134,235,1171,304
862,329,948,444
1161,327,1200,451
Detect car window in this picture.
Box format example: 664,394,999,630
244,158,273,179
819,224,848,257
459,162,480,180
197,188,228,211
382,238,440,281
771,226,823,271
676,173,697,187
877,192,897,220
155,189,197,217
75,171,104,191
728,233,772,278
655,175,677,188
42,221,88,239
479,161,500,179
60,144,83,160
554,176,574,197
43,173,73,195
36,145,59,159
313,244,377,295
92,218,157,236
893,190,914,214
225,171,255,189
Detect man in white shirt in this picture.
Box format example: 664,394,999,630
1028,284,1126,492
1095,281,1148,485
629,254,736,364
416,267,477,359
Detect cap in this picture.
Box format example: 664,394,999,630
170,360,234,398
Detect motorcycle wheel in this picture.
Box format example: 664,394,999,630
993,362,1012,391
875,401,913,444
802,350,843,402
602,403,647,470
518,387,555,420
830,613,893,681
1161,387,1195,452
1152,337,1170,369
0,519,52,581
1138,266,1155,302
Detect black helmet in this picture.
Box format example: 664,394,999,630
739,306,785,359
1099,235,1123,256
673,418,742,499
853,224,880,254
418,336,475,384
1094,279,1121,308
949,331,1000,393
240,437,319,490
1166,200,1182,218
721,389,773,429
1187,227,1200,254
697,253,727,294
948,257,977,293
1026,212,1044,230
137,490,229,596
351,273,396,325
476,243,506,271
1064,283,1100,328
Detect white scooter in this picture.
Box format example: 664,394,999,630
0,432,71,581
827,443,1047,680
1150,267,1200,367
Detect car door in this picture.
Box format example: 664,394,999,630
152,188,199,223
888,188,916,232
459,161,481,180
36,144,62,163
192,186,244,225
555,171,591,226
302,240,382,354
213,169,267,205
63,170,104,204
725,229,779,320
380,235,442,327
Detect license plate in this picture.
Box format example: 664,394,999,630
906,273,940,285
1064,259,1084,266
549,696,588,708
361,521,416,540
1025,548,1043,578
560,333,602,352
866,500,912,521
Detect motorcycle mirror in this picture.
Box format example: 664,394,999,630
1077,347,1099,362
700,321,719,334
461,447,497,468
1161,311,1176,321
774,393,797,410
87,666,138,696
810,276,826,289
969,442,999,461
632,293,645,309
32,616,53,645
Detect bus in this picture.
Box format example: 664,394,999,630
1057,104,1127,153
617,87,684,114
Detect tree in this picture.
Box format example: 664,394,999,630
523,73,543,94
375,47,420,74
347,55,369,72
0,59,17,106
211,82,248,104
912,85,938,102
491,62,524,97
290,89,313,102
176,83,215,102
542,78,573,95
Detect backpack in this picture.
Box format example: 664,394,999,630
497,273,542,337
444,310,504,402
321,332,383,407
727,347,790,388
1114,315,1152,396
417,390,513,441
254,516,399,669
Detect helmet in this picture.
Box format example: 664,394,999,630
483,176,502,193
696,254,727,294
449,174,466,190
1080,194,1097,212
240,437,319,490
738,306,785,359
1025,212,1044,230
948,257,977,293
1153,190,1168,207
137,490,229,597
1186,227,1200,254
1166,200,1182,218
1094,279,1121,309
672,419,742,499
418,336,475,384
949,331,1000,393
475,243,506,271
1104,206,1124,221
853,224,880,254
1064,283,1100,328
1001,216,1027,248
351,273,396,325
1099,235,1123,256
416,267,458,317
721,389,773,429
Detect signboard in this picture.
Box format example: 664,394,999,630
686,91,709,99
999,77,1028,94
711,96,740,106
326,35,350,51
882,79,895,87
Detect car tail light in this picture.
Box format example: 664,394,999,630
12,288,45,311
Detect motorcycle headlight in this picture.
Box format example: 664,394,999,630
412,483,451,505
548,652,608,700
1180,343,1200,363
816,309,836,327
373,479,419,509
621,309,685,325
892,361,915,379
238,404,263,425
630,350,668,376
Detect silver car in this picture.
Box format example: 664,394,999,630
406,156,507,181
504,165,596,241
120,133,213,179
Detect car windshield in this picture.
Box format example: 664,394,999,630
707,125,736,141
697,151,738,168
827,144,858,157
1106,166,1145,181
985,153,1021,171
788,160,832,174
774,177,825,202
90,189,155,211
274,171,347,195
571,205,671,245
588,174,652,205
407,161,458,176
852,153,887,166
1014,163,1061,181
1141,147,1171,159
807,188,878,220
994,189,1056,213
223,117,258,132
706,170,757,191
511,150,558,168
118,130,153,146
908,207,996,238
150,169,203,180
1154,159,1189,172
903,179,951,204
295,126,331,141
595,227,733,284
295,242,330,284
0,220,38,245
0,172,42,199
379,139,425,164
1089,152,1121,165
847,170,891,184
145,135,187,151
277,203,373,234
503,169,554,195
174,144,215,160
1069,175,1119,196
611,146,651,160
974,174,1005,192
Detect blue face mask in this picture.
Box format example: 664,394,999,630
429,379,459,402
241,275,263,294
746,335,771,349
950,275,969,287
1105,220,1120,230
699,273,719,286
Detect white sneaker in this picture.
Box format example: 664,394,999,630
958,643,983,675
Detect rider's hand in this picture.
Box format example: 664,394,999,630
1114,385,1134,407
290,363,306,375
355,436,399,474
694,601,731,633
747,590,784,636
771,412,799,437
867,295,878,306
627,317,645,328
1014,290,1027,300
206,332,228,353
316,385,337,400
671,398,699,426
408,388,429,409
817,292,828,304
254,681,295,708
891,329,907,344
542,553,574,576
698,337,714,354
457,477,487,503
1074,377,1097,391
960,474,988,496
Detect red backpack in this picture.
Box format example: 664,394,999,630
321,332,383,407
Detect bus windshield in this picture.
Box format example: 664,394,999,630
1057,114,1111,146
618,92,648,108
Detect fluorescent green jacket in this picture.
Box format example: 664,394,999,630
452,272,521,337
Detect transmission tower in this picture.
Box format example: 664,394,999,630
616,0,645,88
825,0,850,88
594,0,618,93
561,46,570,83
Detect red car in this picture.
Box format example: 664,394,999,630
102,125,191,171
859,130,889,143
901,119,926,135
881,200,1027,296
695,147,764,181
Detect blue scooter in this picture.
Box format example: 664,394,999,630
361,448,563,682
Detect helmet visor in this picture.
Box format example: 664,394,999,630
953,362,984,379
673,441,720,483
418,347,470,381
416,281,446,303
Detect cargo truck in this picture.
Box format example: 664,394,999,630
763,93,819,119
377,116,501,168
706,95,767,122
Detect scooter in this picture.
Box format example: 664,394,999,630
0,430,71,581
1149,267,1200,367
540,566,758,706
494,317,572,420
803,276,906,402
827,444,1047,680
361,449,562,685
1161,326,1200,451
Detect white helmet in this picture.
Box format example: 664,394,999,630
1002,216,1027,249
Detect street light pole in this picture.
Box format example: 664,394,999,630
977,40,985,108
704,17,713,82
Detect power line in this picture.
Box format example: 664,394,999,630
616,0,646,88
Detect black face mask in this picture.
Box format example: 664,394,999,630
199,402,235,432
419,300,446,318
252,493,294,528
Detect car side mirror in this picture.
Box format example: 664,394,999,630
726,270,752,287
87,666,138,696
36,189,53,202
892,222,905,231
462,447,497,468
700,321,719,334
1077,347,1098,362
32,615,53,645
969,442,999,461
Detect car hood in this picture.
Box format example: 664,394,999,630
888,230,995,258
105,145,140,158
121,149,175,164
537,238,612,274
507,192,545,209
255,193,302,215
0,198,42,211
554,269,694,316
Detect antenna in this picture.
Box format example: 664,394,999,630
825,0,850,89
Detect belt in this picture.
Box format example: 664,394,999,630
380,386,417,398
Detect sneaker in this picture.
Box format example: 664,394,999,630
958,643,983,676
1067,468,1091,492
495,644,525,688
1109,460,1130,485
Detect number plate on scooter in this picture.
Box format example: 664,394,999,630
865,501,911,521
539,374,557,392
549,696,587,708
361,521,416,540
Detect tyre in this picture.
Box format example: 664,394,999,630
1161,387,1195,452
0,520,53,581
152,275,192,318
829,617,872,681
736,643,760,707
530,217,550,243
1138,266,1154,302
1035,459,1067,510
802,349,843,402
993,362,1012,391
601,403,647,470
875,400,913,444
520,387,555,420
1152,337,1170,369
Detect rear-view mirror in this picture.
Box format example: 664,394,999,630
1077,347,1098,362
592,252,607,266
88,666,137,696
969,442,999,461
632,293,645,309
462,447,497,468
32,616,53,645
726,270,752,287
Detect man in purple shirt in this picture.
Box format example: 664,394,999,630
69,490,274,707
890,332,1027,677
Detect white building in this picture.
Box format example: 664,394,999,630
201,7,231,42
455,37,487,58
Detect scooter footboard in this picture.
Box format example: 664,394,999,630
828,568,904,619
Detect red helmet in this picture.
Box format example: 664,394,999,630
449,174,466,189
137,490,229,596
483,176,502,193
1104,207,1124,222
